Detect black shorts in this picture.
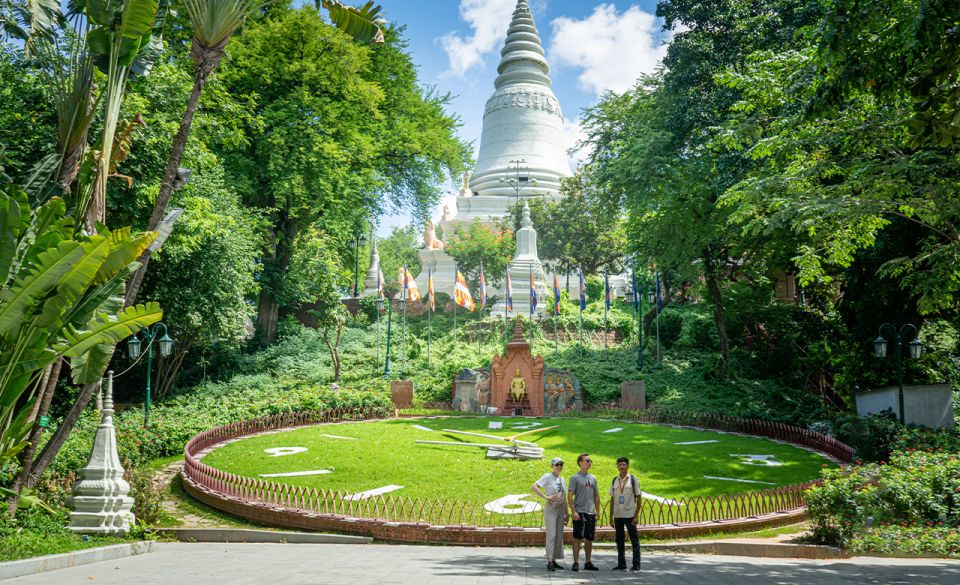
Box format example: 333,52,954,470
572,512,596,541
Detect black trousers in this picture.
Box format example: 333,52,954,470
614,517,641,569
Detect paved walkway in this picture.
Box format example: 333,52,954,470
5,543,958,585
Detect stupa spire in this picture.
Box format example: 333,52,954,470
495,0,551,89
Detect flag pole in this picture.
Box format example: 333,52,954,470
376,300,382,373
603,271,609,359
453,263,458,349
401,266,407,378
528,264,534,343
655,270,662,364
578,267,584,358
427,268,432,368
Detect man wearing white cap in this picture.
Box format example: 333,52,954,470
532,457,568,571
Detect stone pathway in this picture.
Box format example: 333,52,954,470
155,462,220,528
5,543,958,585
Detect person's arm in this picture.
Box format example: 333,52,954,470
594,477,600,516
632,475,641,524
610,495,616,527
567,478,579,521
532,481,547,500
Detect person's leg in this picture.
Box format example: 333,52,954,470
626,520,641,569
584,514,595,564
551,508,565,564
544,508,558,565
614,518,627,568
572,516,583,566
572,539,581,563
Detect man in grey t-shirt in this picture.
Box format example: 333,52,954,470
566,453,600,572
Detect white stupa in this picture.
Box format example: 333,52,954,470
413,0,569,299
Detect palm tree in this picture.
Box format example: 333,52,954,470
124,0,385,307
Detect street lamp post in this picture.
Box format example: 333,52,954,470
375,297,384,375
127,323,173,427
398,293,407,378
873,323,922,425
499,159,538,208
636,281,644,371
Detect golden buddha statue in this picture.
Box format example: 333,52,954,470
510,368,526,401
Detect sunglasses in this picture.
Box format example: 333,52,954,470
553,463,564,467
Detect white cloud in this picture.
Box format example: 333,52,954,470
562,117,589,170
439,0,517,77
549,4,669,96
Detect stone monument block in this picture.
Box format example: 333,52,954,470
621,381,646,410
391,380,414,407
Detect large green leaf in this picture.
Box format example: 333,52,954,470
58,301,162,357
0,190,25,286
36,235,112,331
68,342,115,385
0,241,85,340
93,227,154,284
320,0,384,44
185,0,258,47
118,0,159,42
63,273,128,331
84,0,124,27
0,398,36,466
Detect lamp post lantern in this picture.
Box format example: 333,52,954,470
873,323,922,425
127,322,173,427
499,159,538,208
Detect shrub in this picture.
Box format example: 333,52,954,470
806,450,960,546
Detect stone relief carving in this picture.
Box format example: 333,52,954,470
484,88,563,119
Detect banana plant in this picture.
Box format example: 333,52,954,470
79,0,167,231
0,183,162,473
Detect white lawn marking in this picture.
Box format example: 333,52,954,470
511,422,543,428
264,447,307,457
483,494,542,515
259,470,332,478
488,422,503,429
730,454,782,467
321,434,357,440
674,440,720,445
602,427,623,433
344,485,404,501
412,425,433,431
640,491,684,507
703,475,776,485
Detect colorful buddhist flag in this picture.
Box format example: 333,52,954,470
604,272,611,311
553,272,561,317
376,266,384,298
479,263,487,312
579,268,586,311
405,267,421,301
454,270,475,311
427,268,435,311
529,267,537,315
506,271,513,313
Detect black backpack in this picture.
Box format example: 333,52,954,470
611,474,639,495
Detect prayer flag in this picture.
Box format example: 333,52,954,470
529,268,538,315
454,270,475,311
427,268,435,311
405,268,421,301
506,272,513,312
376,266,384,298
604,272,611,311
579,268,586,311
655,271,663,309
553,272,561,317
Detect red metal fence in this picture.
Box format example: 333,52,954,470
182,405,849,529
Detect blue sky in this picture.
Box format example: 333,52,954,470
372,0,672,235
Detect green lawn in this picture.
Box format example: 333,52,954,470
201,416,831,504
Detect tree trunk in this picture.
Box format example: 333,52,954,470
322,323,344,382
255,215,297,345
702,254,730,378
6,358,62,515
125,41,225,307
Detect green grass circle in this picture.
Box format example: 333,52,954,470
201,416,832,504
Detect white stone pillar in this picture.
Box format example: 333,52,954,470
68,371,135,535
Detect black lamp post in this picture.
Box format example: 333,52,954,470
873,323,922,425
127,323,173,427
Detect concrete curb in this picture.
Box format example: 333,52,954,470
155,527,373,545
0,541,155,581
595,540,847,559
